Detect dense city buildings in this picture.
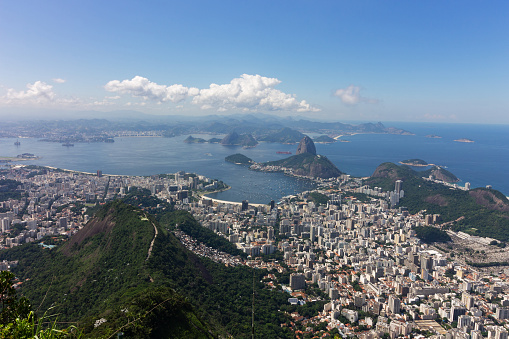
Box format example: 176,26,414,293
1,164,509,338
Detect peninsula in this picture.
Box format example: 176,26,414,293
252,136,342,179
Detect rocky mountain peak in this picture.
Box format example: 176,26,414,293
296,136,316,155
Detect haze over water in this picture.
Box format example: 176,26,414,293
1,123,508,203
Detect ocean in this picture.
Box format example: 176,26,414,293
1,122,508,203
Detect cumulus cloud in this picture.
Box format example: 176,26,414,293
334,85,379,105
4,81,56,103
104,74,319,112
192,74,319,112
104,76,198,103
52,78,66,83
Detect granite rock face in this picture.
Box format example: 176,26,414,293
296,136,317,155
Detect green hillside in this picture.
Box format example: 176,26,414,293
0,195,296,338
225,153,254,165
366,163,509,241
264,153,342,178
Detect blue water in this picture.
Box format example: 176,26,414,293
1,123,508,202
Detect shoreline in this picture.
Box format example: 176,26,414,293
0,157,38,162
398,161,437,167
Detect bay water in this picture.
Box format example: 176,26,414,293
1,122,508,203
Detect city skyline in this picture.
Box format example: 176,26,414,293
1,1,508,123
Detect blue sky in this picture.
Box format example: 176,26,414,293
0,0,507,123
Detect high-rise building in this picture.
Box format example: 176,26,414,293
241,200,249,211
495,307,509,320
395,180,403,193
290,273,306,290
449,305,466,322
388,295,400,314
59,217,67,229
458,315,471,328
267,227,274,240
310,226,317,242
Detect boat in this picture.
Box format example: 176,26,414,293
14,140,20,146
62,142,74,147
276,151,292,154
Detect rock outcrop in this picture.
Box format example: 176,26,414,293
262,136,341,179
296,136,316,155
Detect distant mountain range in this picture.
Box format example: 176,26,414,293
0,112,413,140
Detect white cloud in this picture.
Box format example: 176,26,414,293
334,85,379,105
104,74,319,112
192,74,319,112
52,78,66,83
104,76,198,103
4,81,56,103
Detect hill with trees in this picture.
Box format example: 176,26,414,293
263,136,342,179
0,194,298,338
366,162,509,241
225,153,254,165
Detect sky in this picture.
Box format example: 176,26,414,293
0,0,508,123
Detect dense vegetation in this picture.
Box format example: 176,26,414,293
421,166,459,183
414,226,451,243
400,159,428,166
313,135,336,143
0,192,322,337
264,153,342,178
366,163,509,241
307,192,330,206
160,209,246,257
0,179,22,202
225,153,254,165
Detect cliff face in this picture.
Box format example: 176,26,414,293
296,136,317,155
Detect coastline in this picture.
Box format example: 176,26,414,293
398,161,436,167
0,156,38,162
198,186,268,207
39,165,125,177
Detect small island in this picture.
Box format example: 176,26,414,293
399,159,429,167
454,138,474,143
184,135,207,143
17,153,39,159
313,135,336,143
184,136,223,144
425,134,442,139
225,153,254,165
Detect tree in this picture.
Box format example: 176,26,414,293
0,271,31,325
0,271,80,338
